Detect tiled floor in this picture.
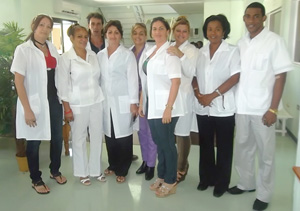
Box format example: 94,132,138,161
0,134,296,211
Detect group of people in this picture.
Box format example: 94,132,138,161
11,2,292,211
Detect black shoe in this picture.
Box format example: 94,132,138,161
197,182,209,191
213,187,226,198
132,154,139,162
227,186,256,195
136,161,147,174
145,166,155,180
253,199,268,211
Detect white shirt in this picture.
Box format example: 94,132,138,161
142,41,185,119
235,28,293,115
10,40,59,140
56,47,104,109
98,44,139,138
194,40,240,117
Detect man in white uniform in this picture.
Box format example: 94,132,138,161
228,2,293,211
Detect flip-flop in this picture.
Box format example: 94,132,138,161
32,180,50,194
50,174,67,185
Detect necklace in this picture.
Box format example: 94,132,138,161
35,39,46,48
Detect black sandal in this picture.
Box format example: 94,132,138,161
32,180,50,194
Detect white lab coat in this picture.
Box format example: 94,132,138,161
194,40,240,117
10,40,59,140
98,44,139,139
140,41,184,119
171,40,199,135
56,47,104,108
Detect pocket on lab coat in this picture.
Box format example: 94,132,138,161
118,95,130,114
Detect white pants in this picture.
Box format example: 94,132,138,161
70,103,103,177
234,114,275,203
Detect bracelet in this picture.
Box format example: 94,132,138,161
268,108,278,115
165,104,173,110
215,89,222,96
64,109,72,115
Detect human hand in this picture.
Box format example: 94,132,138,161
199,94,214,107
167,46,184,58
24,109,37,127
138,105,145,117
162,108,172,124
262,110,277,127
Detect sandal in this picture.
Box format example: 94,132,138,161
32,180,50,194
104,168,115,176
80,177,91,186
50,173,67,185
116,176,126,183
177,163,189,184
155,182,177,198
96,173,106,182
150,178,164,191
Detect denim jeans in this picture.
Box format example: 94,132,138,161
26,97,63,183
148,117,178,184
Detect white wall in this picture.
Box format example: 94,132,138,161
0,0,96,35
263,0,300,139
203,0,245,45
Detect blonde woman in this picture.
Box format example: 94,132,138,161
167,16,198,184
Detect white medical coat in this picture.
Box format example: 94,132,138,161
10,40,59,140
97,45,139,138
194,40,240,117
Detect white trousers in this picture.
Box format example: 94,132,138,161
70,103,103,177
234,114,275,203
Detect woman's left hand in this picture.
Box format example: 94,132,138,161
162,108,172,124
130,104,138,119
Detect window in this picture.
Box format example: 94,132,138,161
52,18,77,54
267,9,281,35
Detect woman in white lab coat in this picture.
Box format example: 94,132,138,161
167,16,198,184
56,24,105,186
139,17,184,197
97,20,139,183
11,14,67,194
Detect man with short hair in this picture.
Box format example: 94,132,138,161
228,2,293,211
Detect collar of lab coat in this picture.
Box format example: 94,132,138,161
145,41,170,58
202,39,230,57
65,46,95,61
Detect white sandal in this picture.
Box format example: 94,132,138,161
96,173,106,182
80,177,91,186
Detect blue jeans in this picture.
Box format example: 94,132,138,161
26,98,63,183
148,117,178,184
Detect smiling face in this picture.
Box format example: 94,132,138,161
206,20,224,45
70,28,88,50
34,17,52,41
243,7,266,38
88,17,103,36
106,25,122,46
173,24,189,46
131,27,147,46
151,20,169,45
